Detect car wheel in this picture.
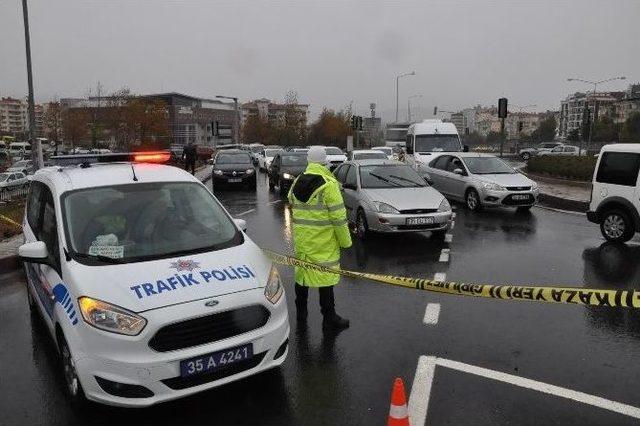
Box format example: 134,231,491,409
521,152,531,161
516,206,532,213
58,334,87,406
466,189,482,212
600,209,635,243
355,209,369,240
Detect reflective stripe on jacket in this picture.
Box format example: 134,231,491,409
288,162,352,287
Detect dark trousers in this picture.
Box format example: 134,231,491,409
295,283,335,316
185,160,196,175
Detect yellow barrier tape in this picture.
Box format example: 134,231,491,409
265,250,640,309
0,214,21,228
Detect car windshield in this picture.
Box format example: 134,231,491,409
281,154,307,166
325,147,343,155
360,165,426,189
374,148,392,155
250,146,264,153
414,135,462,153
463,157,516,174
354,152,386,160
264,149,280,157
0,174,8,182
63,182,242,264
216,153,252,164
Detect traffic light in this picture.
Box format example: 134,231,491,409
433,106,438,116
498,98,508,118
351,116,357,129
358,116,363,131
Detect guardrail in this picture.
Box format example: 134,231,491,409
0,185,29,203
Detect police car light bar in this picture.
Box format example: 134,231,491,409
51,151,171,167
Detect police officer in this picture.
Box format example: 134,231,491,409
288,146,352,331
182,142,197,175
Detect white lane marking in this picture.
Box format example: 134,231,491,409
433,272,446,283
268,199,283,205
408,356,437,426
438,248,450,263
235,208,256,216
408,356,640,426
422,303,440,325
444,234,453,243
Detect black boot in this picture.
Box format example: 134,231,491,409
294,283,309,323
319,286,349,331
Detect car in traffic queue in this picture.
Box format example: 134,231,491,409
587,143,640,243
0,171,29,196
267,151,308,197
212,149,257,191
424,153,539,212
348,150,388,161
333,160,452,239
537,144,582,157
372,146,396,160
518,142,562,160
248,143,265,166
309,145,347,170
7,159,35,175
258,148,282,172
18,151,289,407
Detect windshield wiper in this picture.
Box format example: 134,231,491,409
73,252,125,264
388,174,424,187
368,173,403,187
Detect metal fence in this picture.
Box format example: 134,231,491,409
0,186,29,203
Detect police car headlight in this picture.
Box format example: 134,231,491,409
78,297,147,336
531,181,538,190
213,169,223,176
264,266,284,305
437,198,451,212
245,168,254,174
372,201,399,214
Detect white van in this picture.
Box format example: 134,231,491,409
9,141,32,157
404,119,466,172
587,144,640,243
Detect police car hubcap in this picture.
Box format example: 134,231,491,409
62,345,79,396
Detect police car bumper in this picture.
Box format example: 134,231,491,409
365,209,452,233
74,288,289,407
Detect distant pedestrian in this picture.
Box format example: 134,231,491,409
182,142,197,175
288,146,352,331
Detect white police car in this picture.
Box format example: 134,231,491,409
19,152,289,407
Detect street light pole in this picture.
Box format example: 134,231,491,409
567,76,626,154
21,0,43,169
395,71,415,123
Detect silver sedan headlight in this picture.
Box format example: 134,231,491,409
372,201,400,214
437,198,451,212
531,181,539,190
482,181,506,191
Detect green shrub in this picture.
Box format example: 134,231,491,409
527,156,597,181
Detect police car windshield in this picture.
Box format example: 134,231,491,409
414,135,462,153
216,153,252,164
63,182,242,264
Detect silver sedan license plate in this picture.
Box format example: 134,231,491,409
512,194,530,201
406,217,435,226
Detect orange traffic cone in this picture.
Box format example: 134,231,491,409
388,377,410,426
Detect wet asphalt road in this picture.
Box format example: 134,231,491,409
2,167,640,425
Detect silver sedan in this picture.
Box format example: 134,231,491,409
333,160,452,239
423,153,539,212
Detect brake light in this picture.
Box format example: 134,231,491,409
133,152,171,163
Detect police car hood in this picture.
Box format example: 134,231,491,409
69,240,272,313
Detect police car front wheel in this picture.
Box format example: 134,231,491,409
58,334,87,405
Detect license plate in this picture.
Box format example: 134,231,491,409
512,194,530,201
228,178,242,183
180,343,253,377
406,217,435,226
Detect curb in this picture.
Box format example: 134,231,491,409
523,169,591,189
538,192,589,213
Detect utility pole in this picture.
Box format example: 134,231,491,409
21,0,43,169
395,71,415,123
498,98,508,158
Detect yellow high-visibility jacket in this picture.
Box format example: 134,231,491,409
288,162,352,287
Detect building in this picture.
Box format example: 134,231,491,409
505,112,541,139
0,97,28,137
450,112,466,136
558,91,625,138
362,103,382,146
598,84,640,124
475,107,500,137
61,92,237,147
241,98,309,127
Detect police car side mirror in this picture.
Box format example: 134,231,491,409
453,168,465,176
233,218,247,232
19,241,49,263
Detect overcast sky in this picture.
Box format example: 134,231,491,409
1,0,638,121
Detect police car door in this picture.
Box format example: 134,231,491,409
23,182,66,330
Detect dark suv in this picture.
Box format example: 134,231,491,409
211,150,257,191
268,152,308,197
